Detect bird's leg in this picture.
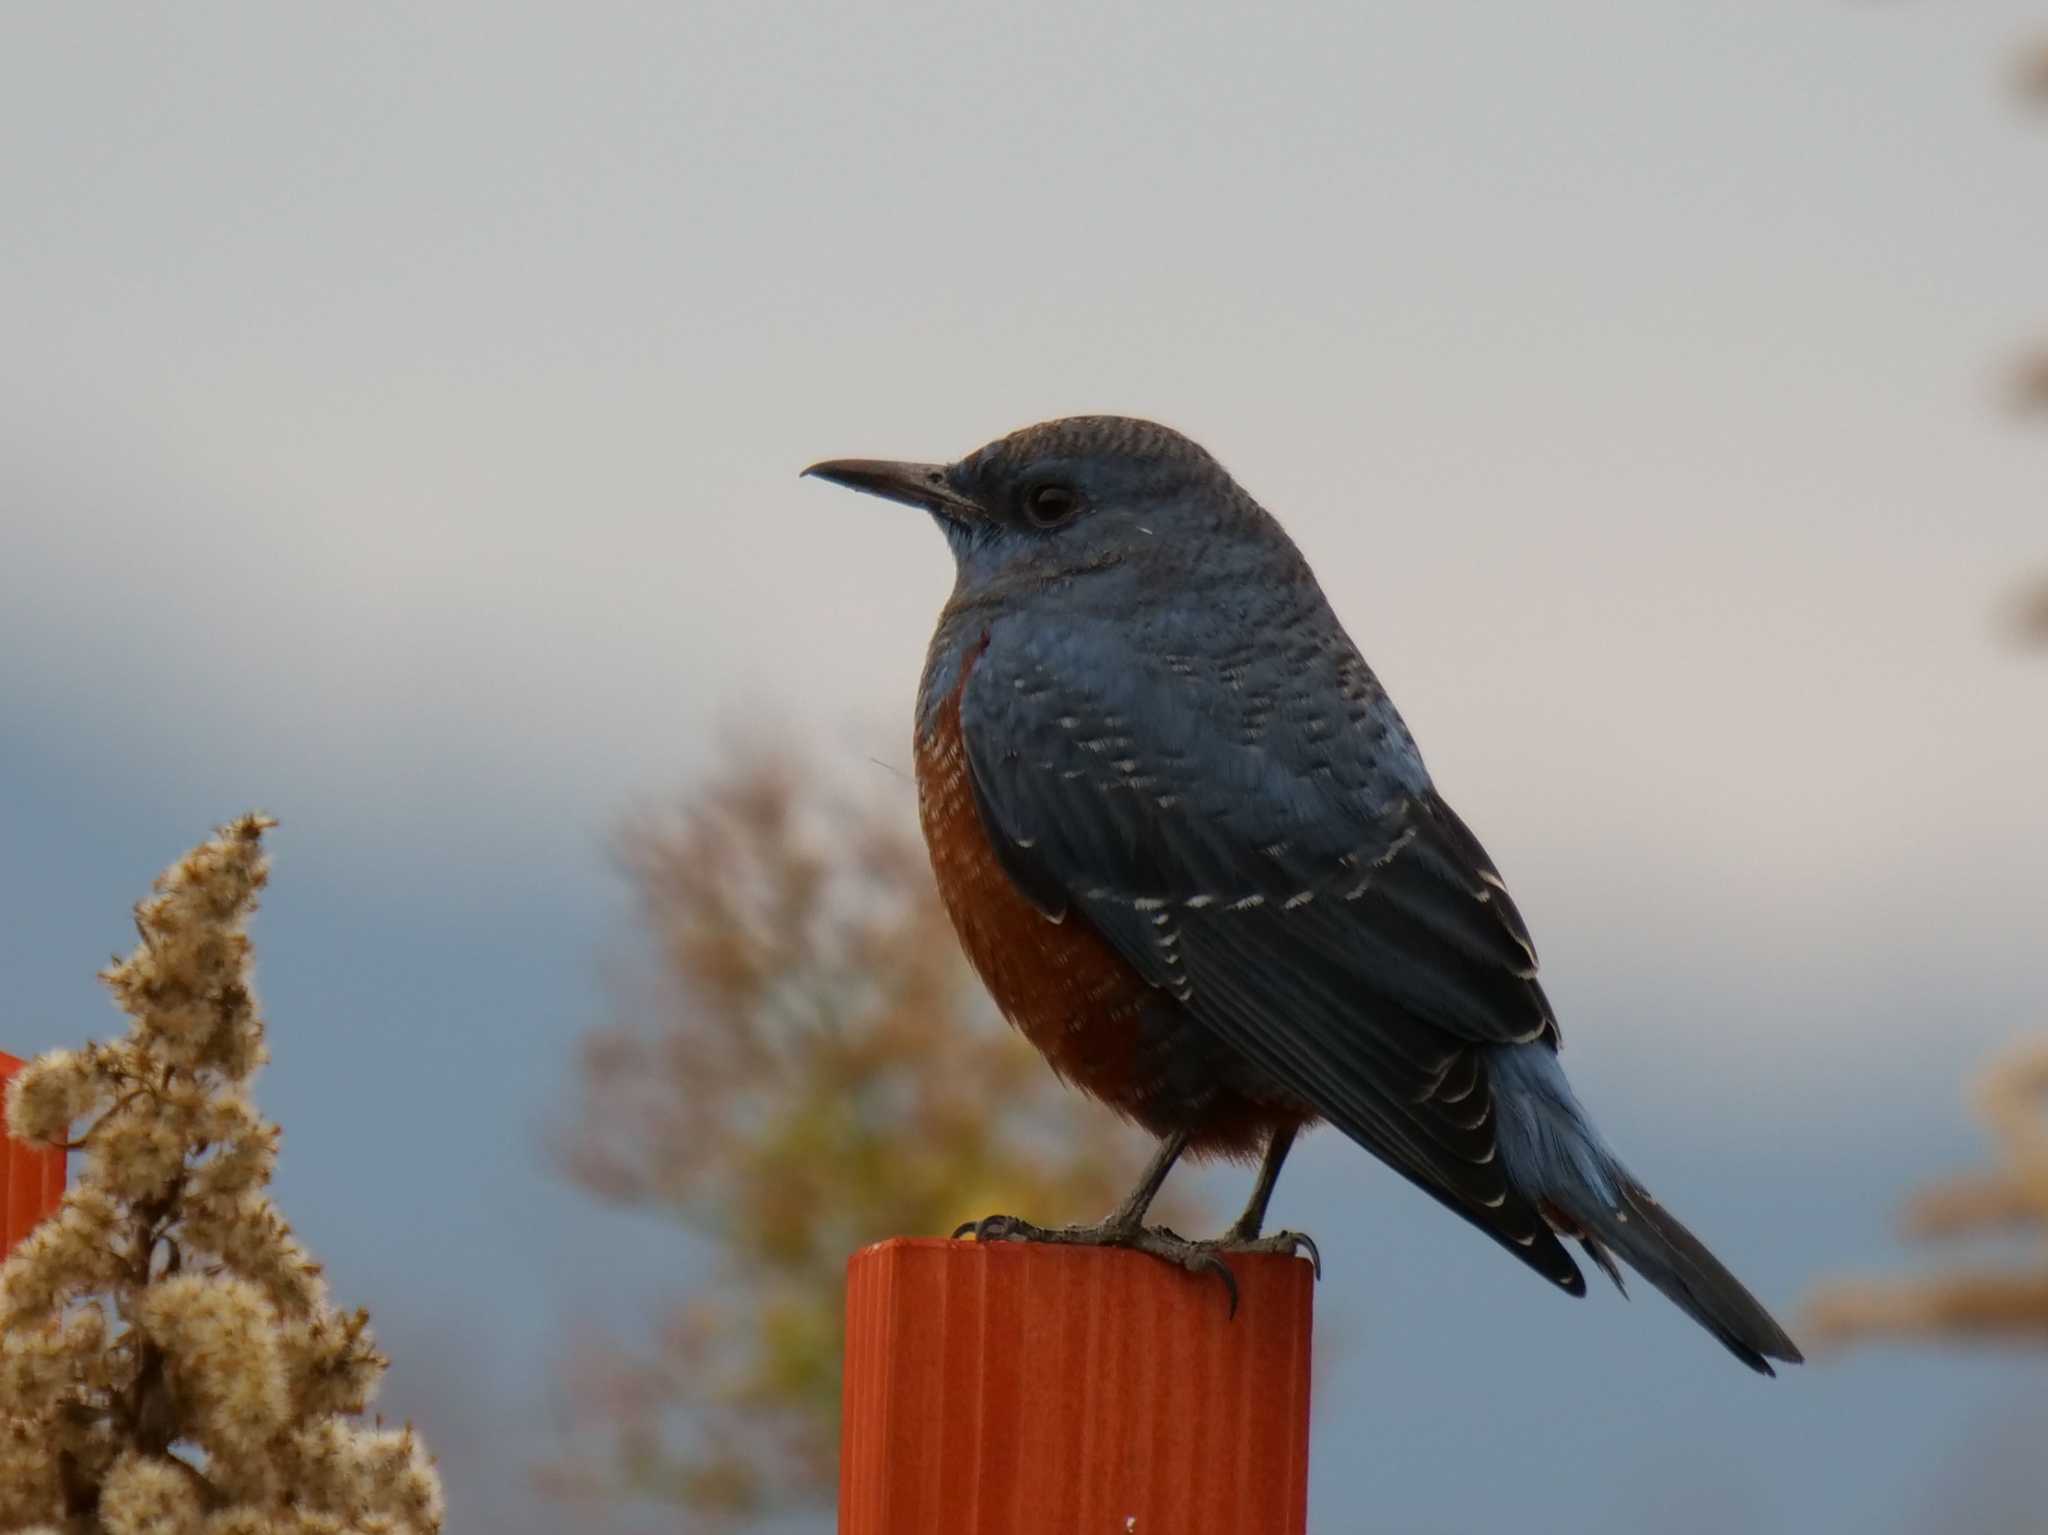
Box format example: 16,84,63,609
1226,1121,1295,1239
953,1126,1318,1317
1104,1126,1320,1314
956,1129,1259,1309
1102,1127,1189,1229
1209,1123,1321,1275
954,1129,1189,1247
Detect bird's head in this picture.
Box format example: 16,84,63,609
804,416,1270,599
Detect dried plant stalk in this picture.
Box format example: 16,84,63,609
1,815,442,1535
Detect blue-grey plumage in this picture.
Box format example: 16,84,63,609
805,416,1802,1374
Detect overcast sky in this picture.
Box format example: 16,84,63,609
4,5,2045,1532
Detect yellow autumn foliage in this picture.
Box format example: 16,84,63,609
540,750,1193,1519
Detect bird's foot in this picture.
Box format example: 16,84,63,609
951,1214,1320,1318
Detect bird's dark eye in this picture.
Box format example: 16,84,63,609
1022,483,1084,529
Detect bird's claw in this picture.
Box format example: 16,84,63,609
951,1213,1053,1244
1220,1227,1322,1279
1178,1246,1242,1318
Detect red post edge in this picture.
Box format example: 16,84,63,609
1,1051,69,1259
841,1237,1313,1535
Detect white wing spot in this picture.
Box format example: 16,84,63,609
1282,890,1315,910
1184,895,1215,909
1227,894,1266,911
1132,897,1167,912
1347,827,1422,898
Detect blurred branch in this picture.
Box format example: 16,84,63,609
1803,1039,2048,1351
1805,1272,2048,1345
2014,37,2048,108
2007,351,2048,418
1996,576,2048,651
1899,1168,2041,1239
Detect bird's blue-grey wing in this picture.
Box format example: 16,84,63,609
959,614,1582,1289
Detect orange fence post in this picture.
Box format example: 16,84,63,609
840,1237,1313,1535
1,1051,69,1259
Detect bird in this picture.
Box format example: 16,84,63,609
805,415,1802,1374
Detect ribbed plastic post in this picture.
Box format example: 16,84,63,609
840,1237,1313,1535
1,1051,69,1258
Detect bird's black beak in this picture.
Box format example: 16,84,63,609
801,458,978,521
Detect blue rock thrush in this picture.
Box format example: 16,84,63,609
806,415,1801,1373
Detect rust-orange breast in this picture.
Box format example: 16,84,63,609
914,666,1156,1116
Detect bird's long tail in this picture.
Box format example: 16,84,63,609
1487,1044,1803,1375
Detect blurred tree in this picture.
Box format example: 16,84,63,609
1803,345,2045,1341
1792,25,2048,1470
2006,35,2048,630
1803,1040,2048,1347
537,749,1197,1525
